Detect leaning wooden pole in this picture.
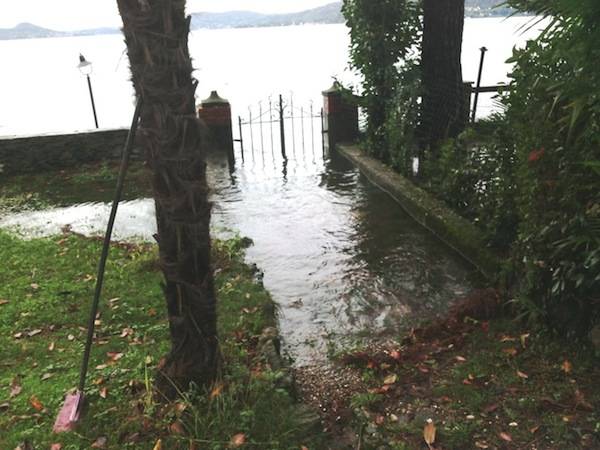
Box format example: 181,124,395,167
116,0,219,399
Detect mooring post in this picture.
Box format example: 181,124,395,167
310,101,315,155
279,94,287,160
471,46,488,123
238,116,244,162
290,93,296,156
320,107,325,154
259,101,264,154
249,107,254,160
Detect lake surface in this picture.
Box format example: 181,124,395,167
0,17,543,137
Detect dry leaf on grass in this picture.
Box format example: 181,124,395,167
499,431,513,442
423,419,436,449
230,433,246,448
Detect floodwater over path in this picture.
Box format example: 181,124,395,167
1,147,480,365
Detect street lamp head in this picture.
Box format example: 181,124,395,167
77,54,93,76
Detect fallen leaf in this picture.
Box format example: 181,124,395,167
41,373,53,381
383,374,397,385
530,425,540,434
91,436,108,448
375,415,385,425
502,348,518,357
0,299,8,306
99,387,108,399
29,395,43,411
27,329,42,337
455,356,467,362
48,341,55,351
50,444,63,450
561,360,572,374
500,335,516,342
170,421,185,435
147,308,157,316
210,383,224,399
423,419,436,449
93,377,105,386
107,352,124,362
13,332,23,339
475,441,489,449
230,433,246,447
499,432,513,442
67,334,75,341
520,333,530,348
120,328,134,338
574,389,594,410
517,370,529,379
30,283,39,290
152,440,162,450
96,364,108,370
483,403,499,413
390,350,401,360
10,378,22,398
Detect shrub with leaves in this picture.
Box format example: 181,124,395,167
342,0,421,171
503,0,600,335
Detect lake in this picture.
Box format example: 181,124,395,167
0,17,543,137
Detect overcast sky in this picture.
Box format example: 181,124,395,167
0,0,335,30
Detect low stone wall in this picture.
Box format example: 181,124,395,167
0,129,140,176
337,143,502,280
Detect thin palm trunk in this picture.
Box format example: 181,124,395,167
116,0,219,399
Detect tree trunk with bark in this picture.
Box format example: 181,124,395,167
420,0,465,152
116,0,219,399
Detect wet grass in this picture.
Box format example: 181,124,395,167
0,161,151,211
338,316,600,449
0,230,323,449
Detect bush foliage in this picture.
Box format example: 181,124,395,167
344,0,600,336
342,0,421,173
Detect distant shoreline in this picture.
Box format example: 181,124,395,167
0,14,533,41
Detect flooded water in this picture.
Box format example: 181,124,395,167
1,143,480,365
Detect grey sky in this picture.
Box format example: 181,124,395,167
0,0,334,30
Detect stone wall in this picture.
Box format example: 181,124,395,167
0,129,141,176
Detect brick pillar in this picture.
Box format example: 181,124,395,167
322,82,359,150
198,91,234,160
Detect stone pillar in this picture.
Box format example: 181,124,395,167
198,91,234,162
322,82,359,150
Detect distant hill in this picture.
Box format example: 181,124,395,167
0,23,65,40
1,1,516,40
190,3,343,29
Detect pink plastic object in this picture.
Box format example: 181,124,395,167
53,391,84,433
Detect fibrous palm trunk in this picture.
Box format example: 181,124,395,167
420,0,465,152
116,0,219,399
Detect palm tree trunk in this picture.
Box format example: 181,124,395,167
420,0,465,152
116,0,219,399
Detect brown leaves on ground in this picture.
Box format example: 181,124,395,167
423,419,436,449
91,436,108,448
229,433,246,448
10,377,22,398
29,395,43,411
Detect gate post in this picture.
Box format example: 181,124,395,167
322,82,359,151
198,91,235,165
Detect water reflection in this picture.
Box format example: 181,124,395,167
1,141,479,365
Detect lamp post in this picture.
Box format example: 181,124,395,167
77,54,99,129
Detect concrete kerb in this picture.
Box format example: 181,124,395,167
336,143,502,281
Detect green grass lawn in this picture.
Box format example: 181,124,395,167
0,230,322,449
